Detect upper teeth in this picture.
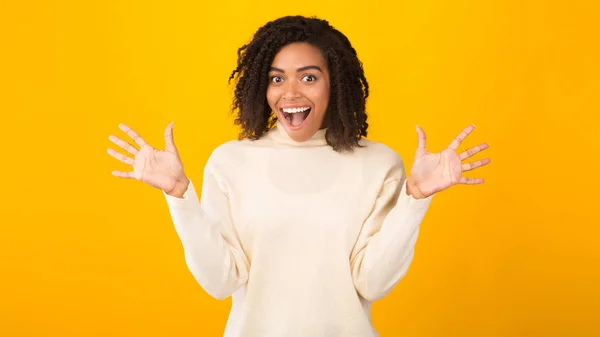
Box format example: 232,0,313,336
282,107,310,113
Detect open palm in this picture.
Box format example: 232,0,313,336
409,125,491,198
107,123,188,195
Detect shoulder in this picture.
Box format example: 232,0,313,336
355,138,407,182
205,139,251,169
356,138,405,167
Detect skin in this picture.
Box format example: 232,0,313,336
266,42,330,142
108,123,491,199
407,124,491,198
107,46,491,198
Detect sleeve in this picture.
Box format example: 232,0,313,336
163,163,249,300
349,168,433,302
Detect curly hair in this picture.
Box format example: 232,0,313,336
228,15,370,153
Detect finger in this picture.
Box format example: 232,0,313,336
448,124,475,151
109,134,138,156
118,123,149,148
111,170,135,179
459,143,489,161
164,122,177,152
461,158,491,172
416,125,426,150
459,176,485,184
107,148,135,166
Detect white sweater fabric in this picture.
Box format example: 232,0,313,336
164,121,433,337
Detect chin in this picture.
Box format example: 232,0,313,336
287,129,315,142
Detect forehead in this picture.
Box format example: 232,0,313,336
271,42,326,68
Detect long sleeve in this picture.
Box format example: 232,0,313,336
350,173,433,302
163,163,249,300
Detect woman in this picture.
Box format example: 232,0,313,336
107,15,490,337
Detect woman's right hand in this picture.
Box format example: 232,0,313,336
107,122,190,198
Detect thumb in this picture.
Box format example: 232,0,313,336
164,122,177,152
416,125,427,150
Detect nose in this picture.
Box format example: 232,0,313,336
282,81,301,100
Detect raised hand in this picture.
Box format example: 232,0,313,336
406,125,491,199
107,122,190,197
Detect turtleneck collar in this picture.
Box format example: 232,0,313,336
265,119,328,147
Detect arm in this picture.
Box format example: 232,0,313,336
350,168,433,302
107,123,249,300
163,164,249,300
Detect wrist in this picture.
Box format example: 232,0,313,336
167,175,190,198
406,177,426,199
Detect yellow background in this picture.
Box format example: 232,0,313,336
1,0,599,336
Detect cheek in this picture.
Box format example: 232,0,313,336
313,84,330,110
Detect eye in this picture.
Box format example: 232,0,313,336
270,76,284,83
302,74,317,82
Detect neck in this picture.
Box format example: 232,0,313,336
265,119,328,147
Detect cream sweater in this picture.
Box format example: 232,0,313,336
164,121,433,337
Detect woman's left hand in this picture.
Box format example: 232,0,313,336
406,125,491,199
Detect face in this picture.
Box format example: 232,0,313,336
266,42,330,142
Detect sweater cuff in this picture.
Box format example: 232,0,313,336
163,180,199,207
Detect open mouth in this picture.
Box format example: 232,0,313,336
280,107,312,127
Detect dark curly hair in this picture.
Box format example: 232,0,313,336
228,15,370,153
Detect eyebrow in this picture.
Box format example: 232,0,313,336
270,65,323,73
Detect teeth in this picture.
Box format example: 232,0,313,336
282,107,310,113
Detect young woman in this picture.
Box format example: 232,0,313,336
107,15,490,337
